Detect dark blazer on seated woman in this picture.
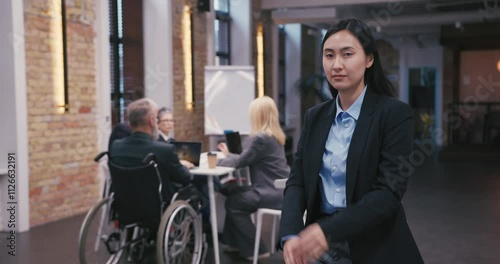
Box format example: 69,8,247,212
108,122,132,150
158,133,175,144
278,88,423,263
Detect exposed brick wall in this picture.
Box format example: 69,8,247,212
24,0,99,226
171,0,209,150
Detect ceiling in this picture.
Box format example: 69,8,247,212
261,0,500,35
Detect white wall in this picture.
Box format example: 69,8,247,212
206,0,216,66
389,33,444,145
230,0,252,65
0,0,17,233
95,0,111,151
143,0,174,109
0,0,30,232
284,24,302,151
0,2,17,157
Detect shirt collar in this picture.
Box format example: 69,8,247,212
335,85,367,121
159,130,170,141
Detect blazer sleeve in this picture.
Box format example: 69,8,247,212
217,136,266,168
160,145,193,186
317,101,414,243
278,111,309,249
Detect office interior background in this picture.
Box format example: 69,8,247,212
1,0,500,263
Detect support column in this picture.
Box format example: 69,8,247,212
96,0,111,151
284,24,302,152
230,0,252,65
0,0,30,232
143,0,174,109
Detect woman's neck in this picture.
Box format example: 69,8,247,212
338,83,365,111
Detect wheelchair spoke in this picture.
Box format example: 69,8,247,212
158,200,204,264
79,197,125,264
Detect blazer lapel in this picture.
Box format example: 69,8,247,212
307,100,336,209
345,89,379,205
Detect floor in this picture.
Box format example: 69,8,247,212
1,156,499,264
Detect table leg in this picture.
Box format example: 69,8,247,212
207,175,220,264
234,170,242,186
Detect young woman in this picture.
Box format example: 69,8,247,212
279,18,423,264
217,96,290,260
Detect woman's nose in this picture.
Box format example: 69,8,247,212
332,57,342,70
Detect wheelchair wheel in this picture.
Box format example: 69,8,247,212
78,197,125,264
156,200,203,264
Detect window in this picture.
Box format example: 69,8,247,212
109,0,144,125
109,0,124,124
214,0,230,65
278,26,286,125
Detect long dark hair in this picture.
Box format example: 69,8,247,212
322,18,395,97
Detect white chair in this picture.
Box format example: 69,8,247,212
252,178,287,264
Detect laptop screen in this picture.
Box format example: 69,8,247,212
172,141,202,166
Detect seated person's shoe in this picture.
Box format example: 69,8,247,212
245,252,270,261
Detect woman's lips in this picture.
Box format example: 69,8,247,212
332,75,346,80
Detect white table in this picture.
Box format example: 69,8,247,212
190,166,234,264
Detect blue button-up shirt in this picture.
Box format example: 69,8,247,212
319,86,366,214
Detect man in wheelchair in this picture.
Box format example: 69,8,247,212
109,98,194,202
79,98,206,264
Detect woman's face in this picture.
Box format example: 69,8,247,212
322,30,373,94
158,112,174,134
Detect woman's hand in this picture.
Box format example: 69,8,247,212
283,237,305,264
298,223,328,263
217,142,230,157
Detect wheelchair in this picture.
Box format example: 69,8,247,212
78,152,206,264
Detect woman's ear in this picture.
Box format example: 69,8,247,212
366,54,374,68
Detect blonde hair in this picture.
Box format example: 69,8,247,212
249,96,286,145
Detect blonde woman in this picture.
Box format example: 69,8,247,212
217,96,290,261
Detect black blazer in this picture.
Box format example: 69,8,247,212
279,89,424,264
109,132,192,201
108,122,132,150
158,134,175,144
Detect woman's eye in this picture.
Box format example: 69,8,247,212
343,53,352,57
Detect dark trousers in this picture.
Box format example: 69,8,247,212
221,187,269,258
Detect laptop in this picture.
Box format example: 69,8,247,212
172,141,202,167
225,131,242,154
